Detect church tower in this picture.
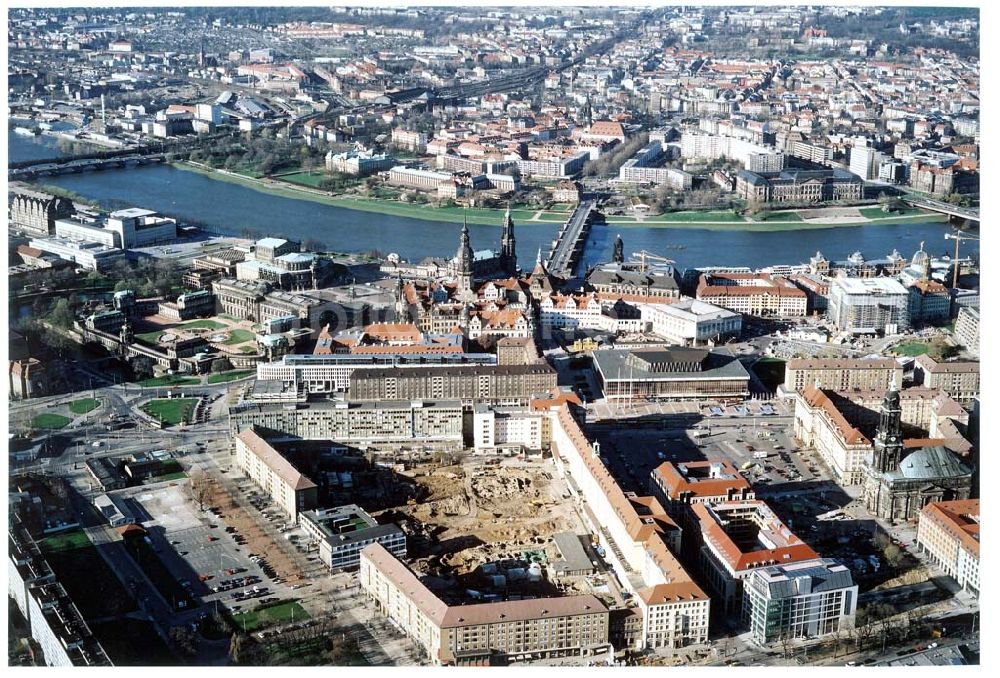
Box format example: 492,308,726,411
500,204,517,276
872,377,904,473
456,215,474,294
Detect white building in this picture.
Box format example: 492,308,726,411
828,277,909,334
640,299,742,346
539,293,603,331
473,405,546,454
744,558,857,645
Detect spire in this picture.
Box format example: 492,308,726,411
889,373,897,392
500,201,517,276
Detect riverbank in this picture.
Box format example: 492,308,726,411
172,161,948,232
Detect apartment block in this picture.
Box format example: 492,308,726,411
913,355,979,406
916,499,979,597
234,427,318,520
548,405,709,651
359,543,611,665
782,357,903,394
229,397,463,448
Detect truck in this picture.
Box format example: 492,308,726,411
693,431,709,439
753,450,769,459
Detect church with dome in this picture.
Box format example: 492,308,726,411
861,379,974,523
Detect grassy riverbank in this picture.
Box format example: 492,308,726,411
171,161,948,231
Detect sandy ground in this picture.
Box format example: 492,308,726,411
205,479,307,584
396,462,582,576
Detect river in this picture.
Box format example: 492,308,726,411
10,137,973,270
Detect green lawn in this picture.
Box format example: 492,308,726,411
859,206,923,219
222,329,256,345
135,330,165,345
33,413,72,430
139,375,201,387
892,341,931,357
207,370,254,384
753,211,803,222
69,397,101,415
39,530,92,553
142,398,198,425
182,319,226,330
219,314,240,321
232,601,310,632
660,210,746,222
155,471,188,482
278,171,329,188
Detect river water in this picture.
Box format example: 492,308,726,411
9,132,973,270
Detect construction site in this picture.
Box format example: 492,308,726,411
371,457,621,608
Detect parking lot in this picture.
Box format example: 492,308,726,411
592,407,812,492
124,482,300,615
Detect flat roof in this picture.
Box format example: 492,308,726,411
593,347,750,383
110,207,157,218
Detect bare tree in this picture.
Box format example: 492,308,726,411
188,469,214,511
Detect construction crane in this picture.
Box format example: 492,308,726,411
630,250,675,273
944,231,979,288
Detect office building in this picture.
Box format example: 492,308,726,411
8,521,112,667
640,299,742,346
592,347,750,401
359,543,611,665
691,500,819,617
388,165,453,191
744,559,857,645
828,277,909,335
473,405,546,454
257,352,496,394
300,505,406,571
234,427,318,520
650,460,755,517
586,261,680,302
916,499,979,597
907,279,951,325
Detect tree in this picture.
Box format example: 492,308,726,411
229,632,247,665
129,356,155,381
48,298,75,329
883,543,903,568
169,625,199,657
188,470,214,512
210,357,233,374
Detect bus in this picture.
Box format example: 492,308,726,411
753,450,769,459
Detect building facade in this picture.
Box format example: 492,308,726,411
782,358,903,394
743,559,857,645
828,277,909,335
234,427,318,519
640,299,742,346
359,543,611,665
916,499,979,597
